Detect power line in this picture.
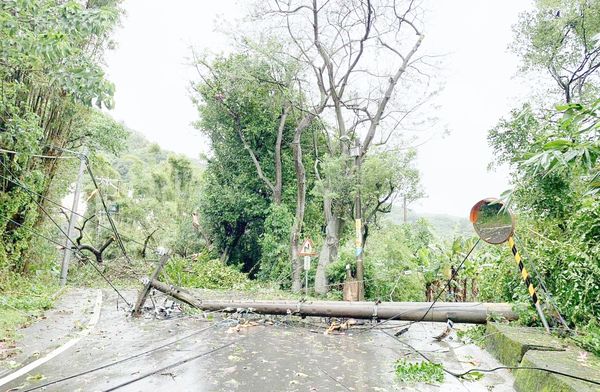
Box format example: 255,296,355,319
0,160,78,255
20,321,223,391
360,238,481,335
0,172,147,247
0,160,78,245
101,338,242,391
454,366,600,386
381,329,600,386
512,233,570,330
1,212,130,306
43,145,85,157
0,148,79,160
3,209,131,306
84,159,133,264
3,216,65,248
80,256,132,306
0,161,132,305
318,367,351,391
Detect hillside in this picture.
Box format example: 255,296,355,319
385,206,473,239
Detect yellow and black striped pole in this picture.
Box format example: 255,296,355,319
507,236,550,332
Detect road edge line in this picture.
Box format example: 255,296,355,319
0,289,103,388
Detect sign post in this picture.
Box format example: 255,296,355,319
298,238,318,296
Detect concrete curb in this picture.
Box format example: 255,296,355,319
485,323,600,392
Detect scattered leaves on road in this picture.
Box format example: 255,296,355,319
461,371,485,381
26,373,45,382
394,359,444,384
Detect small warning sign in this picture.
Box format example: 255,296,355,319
298,238,318,257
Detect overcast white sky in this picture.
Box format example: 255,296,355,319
104,0,533,218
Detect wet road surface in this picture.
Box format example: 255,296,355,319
1,289,516,391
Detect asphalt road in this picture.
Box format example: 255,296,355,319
1,289,516,391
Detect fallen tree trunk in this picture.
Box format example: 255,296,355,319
149,279,517,323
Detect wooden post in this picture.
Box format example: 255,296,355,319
343,264,359,301
132,253,170,316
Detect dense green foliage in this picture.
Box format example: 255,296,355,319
327,222,429,301
86,132,205,260
487,0,600,352
489,101,599,344
0,271,57,343
0,0,125,273
162,253,252,290
191,52,321,277
512,0,600,102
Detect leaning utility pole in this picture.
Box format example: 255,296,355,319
60,147,88,286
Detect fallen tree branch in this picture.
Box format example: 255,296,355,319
74,215,114,263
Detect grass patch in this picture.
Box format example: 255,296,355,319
0,271,58,345
567,320,600,357
394,359,444,384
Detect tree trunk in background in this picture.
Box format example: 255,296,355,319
314,196,341,294
290,122,308,292
220,245,231,264
273,105,290,205
471,278,479,299
290,232,302,292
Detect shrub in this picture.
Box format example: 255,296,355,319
327,224,426,301
161,253,252,290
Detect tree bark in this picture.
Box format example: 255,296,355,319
290,118,310,292
314,196,341,294
273,104,290,205
220,245,231,264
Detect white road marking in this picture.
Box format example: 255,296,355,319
0,289,103,388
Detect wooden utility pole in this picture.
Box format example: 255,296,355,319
147,279,517,323
60,147,87,286
133,253,170,316
352,143,365,301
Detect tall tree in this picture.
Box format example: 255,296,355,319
192,50,319,286
261,0,432,296
512,0,600,103
0,0,124,272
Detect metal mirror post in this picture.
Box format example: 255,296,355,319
470,198,550,333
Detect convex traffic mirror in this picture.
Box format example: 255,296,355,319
469,198,515,244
